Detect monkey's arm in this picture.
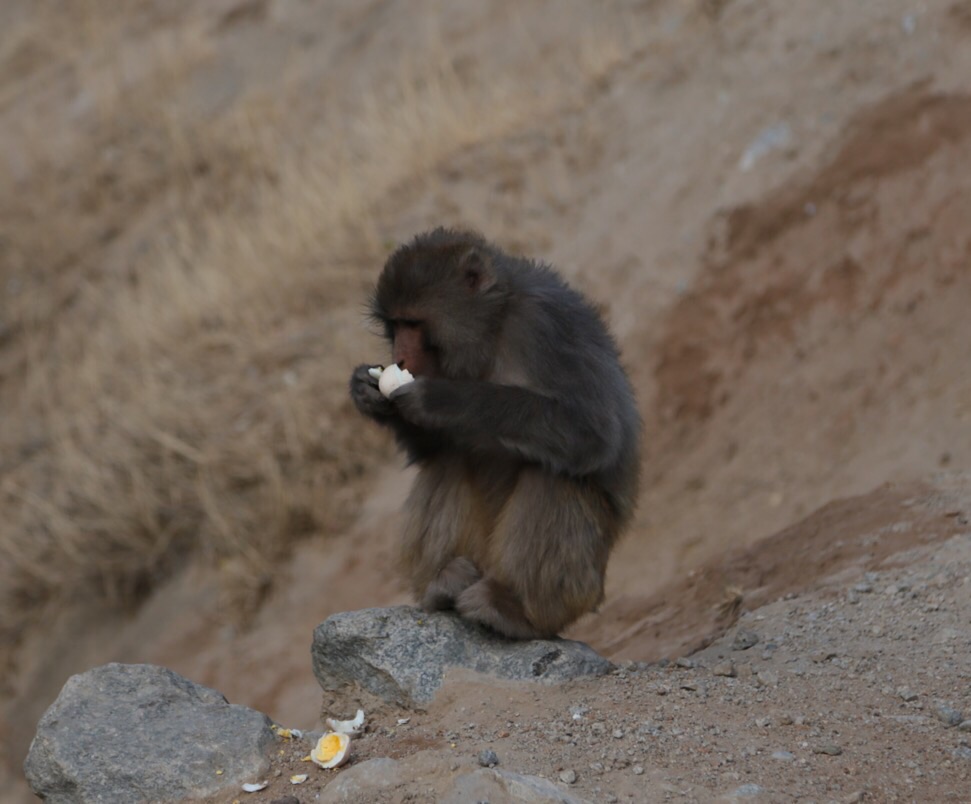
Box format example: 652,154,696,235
349,365,447,462
391,378,618,475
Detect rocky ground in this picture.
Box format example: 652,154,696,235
204,478,970,803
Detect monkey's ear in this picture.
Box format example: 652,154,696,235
460,247,495,292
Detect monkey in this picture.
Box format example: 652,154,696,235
349,228,640,639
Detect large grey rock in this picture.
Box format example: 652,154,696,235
24,663,276,803
312,606,613,709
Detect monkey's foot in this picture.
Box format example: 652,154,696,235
421,557,482,611
456,578,546,640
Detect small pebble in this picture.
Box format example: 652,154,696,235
478,749,499,767
757,670,779,687
771,751,794,761
559,769,578,784
812,743,843,756
732,629,760,651
675,657,695,668
731,783,763,798
713,659,736,677
632,765,645,775
958,720,971,732
755,716,770,728
612,728,625,739
854,582,873,593
898,687,918,702
933,702,963,727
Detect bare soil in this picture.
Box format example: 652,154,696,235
2,0,971,800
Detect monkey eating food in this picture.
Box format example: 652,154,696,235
349,228,641,639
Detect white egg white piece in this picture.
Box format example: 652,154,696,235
289,774,309,785
241,781,268,793
367,366,383,379
326,708,366,735
377,364,414,397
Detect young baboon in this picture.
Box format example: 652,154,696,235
349,228,640,639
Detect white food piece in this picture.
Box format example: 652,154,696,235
310,731,352,769
290,774,309,785
242,781,268,793
368,366,383,380
326,708,366,735
377,364,414,397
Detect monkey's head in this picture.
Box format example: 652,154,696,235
371,228,510,380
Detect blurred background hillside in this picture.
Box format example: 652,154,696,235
3,0,971,798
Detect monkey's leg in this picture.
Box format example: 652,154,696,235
422,557,481,611
456,576,546,639
401,458,489,611
467,468,612,639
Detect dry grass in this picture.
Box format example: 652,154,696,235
0,1,640,670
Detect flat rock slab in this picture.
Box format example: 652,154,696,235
319,753,591,804
24,663,276,803
312,606,613,709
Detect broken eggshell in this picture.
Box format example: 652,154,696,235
371,363,415,397
310,731,352,769
326,708,365,736
241,781,268,793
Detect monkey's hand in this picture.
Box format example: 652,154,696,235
387,378,436,427
350,364,395,421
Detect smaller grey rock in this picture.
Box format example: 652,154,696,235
853,582,873,593
898,687,919,702
812,742,843,756
478,749,499,767
675,657,695,668
771,750,794,761
447,768,590,804
933,701,963,727
732,629,760,651
713,659,736,677
632,765,645,775
319,757,410,802
953,745,971,761
958,720,971,732
560,769,578,784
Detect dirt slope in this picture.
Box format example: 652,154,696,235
3,0,971,800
